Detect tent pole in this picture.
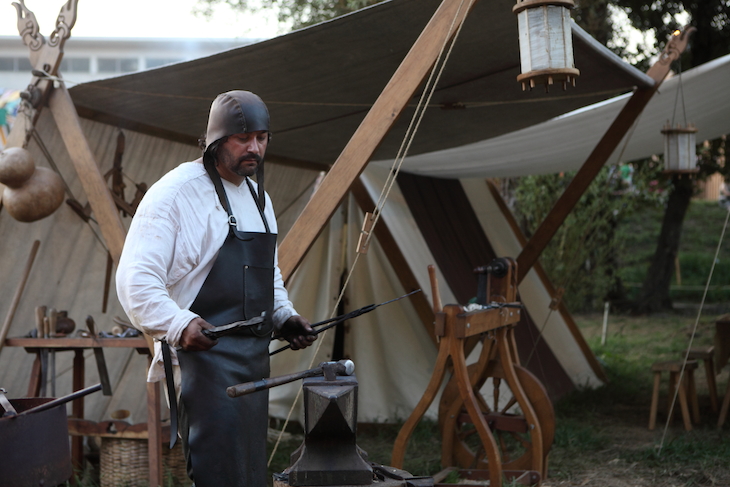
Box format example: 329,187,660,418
47,84,127,263
516,27,695,284
486,180,608,382
350,178,438,346
278,0,479,282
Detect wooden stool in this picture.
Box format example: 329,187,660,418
687,346,718,412
649,360,700,431
719,366,730,429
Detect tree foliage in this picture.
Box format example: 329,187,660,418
514,164,666,311
607,0,730,312
195,0,385,29
613,0,730,67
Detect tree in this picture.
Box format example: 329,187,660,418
611,0,730,313
195,0,385,30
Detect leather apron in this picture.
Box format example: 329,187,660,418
177,160,276,487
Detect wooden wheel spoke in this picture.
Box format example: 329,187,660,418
500,396,517,414
440,362,555,472
508,430,532,450
496,431,511,463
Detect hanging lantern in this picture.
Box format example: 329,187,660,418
661,122,698,173
513,0,580,91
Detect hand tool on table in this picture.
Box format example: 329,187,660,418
0,388,18,417
86,316,113,396
270,289,421,355
35,306,48,396
200,314,266,340
227,359,355,398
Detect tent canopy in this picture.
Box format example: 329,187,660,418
4,0,717,425
69,0,653,169
388,53,730,178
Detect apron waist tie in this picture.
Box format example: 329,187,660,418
161,340,178,449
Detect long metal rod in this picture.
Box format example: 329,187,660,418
270,289,420,355
17,383,102,416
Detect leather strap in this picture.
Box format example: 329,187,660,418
203,159,270,234
161,340,178,449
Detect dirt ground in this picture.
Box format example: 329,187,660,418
538,313,730,487
542,415,730,487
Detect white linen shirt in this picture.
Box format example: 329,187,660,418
116,159,296,382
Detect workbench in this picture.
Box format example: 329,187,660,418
3,335,166,486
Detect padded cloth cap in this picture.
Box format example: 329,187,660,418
205,90,270,150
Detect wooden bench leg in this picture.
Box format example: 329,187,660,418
687,369,700,424
649,371,661,430
668,372,677,422
673,372,692,431
26,354,42,397
719,376,730,429
704,357,719,413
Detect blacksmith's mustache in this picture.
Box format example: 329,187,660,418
241,153,262,164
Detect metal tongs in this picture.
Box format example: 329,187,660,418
201,315,266,340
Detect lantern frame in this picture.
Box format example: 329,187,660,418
513,0,580,91
661,122,699,173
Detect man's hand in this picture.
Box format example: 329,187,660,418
279,315,317,350
179,317,218,351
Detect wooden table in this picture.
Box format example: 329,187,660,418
4,336,164,486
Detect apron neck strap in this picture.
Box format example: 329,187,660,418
203,159,270,234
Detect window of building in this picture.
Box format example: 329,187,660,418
0,57,32,72
145,58,183,69
98,57,139,73
0,58,14,71
17,58,32,71
119,58,138,72
60,57,91,73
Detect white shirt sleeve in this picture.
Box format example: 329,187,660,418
116,208,198,349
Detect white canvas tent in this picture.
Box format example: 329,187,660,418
1,0,728,430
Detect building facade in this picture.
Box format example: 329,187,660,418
0,36,258,90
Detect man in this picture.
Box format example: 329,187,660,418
116,90,316,486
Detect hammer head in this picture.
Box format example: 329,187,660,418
318,360,355,380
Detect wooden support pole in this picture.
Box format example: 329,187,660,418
516,28,695,284
278,0,478,282
47,84,127,264
71,349,85,474
0,240,40,357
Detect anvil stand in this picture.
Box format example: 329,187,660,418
391,259,549,487
274,364,433,487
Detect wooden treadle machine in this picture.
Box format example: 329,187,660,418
391,258,554,487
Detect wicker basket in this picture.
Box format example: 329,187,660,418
100,437,190,487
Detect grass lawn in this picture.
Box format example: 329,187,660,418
267,312,730,486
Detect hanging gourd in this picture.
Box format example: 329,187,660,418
0,147,65,222
513,0,580,91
